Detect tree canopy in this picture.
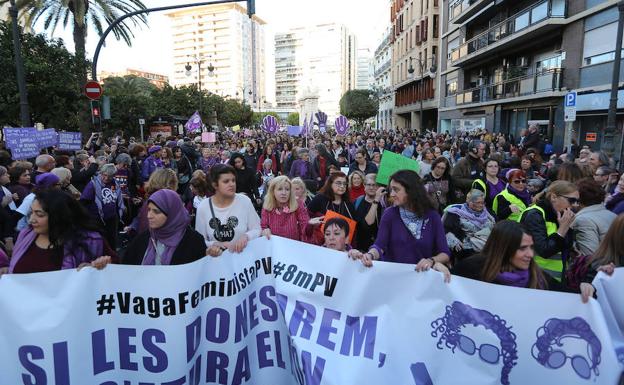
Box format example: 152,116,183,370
339,89,379,128
0,22,81,129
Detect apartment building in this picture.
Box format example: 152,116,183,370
391,0,441,131
166,3,266,109
374,27,395,130
274,23,358,120
438,0,624,152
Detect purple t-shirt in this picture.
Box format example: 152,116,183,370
371,207,450,264
81,180,118,220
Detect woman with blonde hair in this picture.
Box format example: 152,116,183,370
519,180,579,282
348,170,365,202
290,177,313,207
260,176,310,241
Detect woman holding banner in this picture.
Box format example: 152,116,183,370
123,189,205,265
348,170,451,282
196,164,261,257
260,176,310,242
2,190,114,274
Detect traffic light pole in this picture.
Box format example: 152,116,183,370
91,0,256,81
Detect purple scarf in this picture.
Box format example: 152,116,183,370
141,189,190,266
506,184,532,206
495,269,530,288
9,227,104,273
446,203,494,228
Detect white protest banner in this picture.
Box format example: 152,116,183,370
0,237,621,385
593,268,624,364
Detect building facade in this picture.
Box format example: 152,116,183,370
356,48,373,90
438,0,623,154
391,0,441,131
374,27,395,130
98,68,169,88
166,3,266,109
274,23,358,121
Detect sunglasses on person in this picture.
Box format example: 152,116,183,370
560,195,580,205
512,179,527,185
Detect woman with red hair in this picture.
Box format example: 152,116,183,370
492,169,532,222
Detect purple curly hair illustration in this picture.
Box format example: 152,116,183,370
431,301,518,385
531,317,601,379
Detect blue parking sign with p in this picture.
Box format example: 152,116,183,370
565,91,577,107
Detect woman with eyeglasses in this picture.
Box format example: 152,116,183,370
307,172,355,245
422,157,455,213
492,169,532,222
471,158,505,214
452,220,551,289
519,180,578,282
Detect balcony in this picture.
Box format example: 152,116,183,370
449,0,492,24
374,61,391,78
444,68,563,108
450,0,566,67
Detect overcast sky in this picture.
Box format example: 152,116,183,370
34,0,390,101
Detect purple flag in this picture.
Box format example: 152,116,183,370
335,115,350,136
185,111,203,133
301,116,308,136
262,115,279,134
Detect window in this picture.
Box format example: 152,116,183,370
446,80,457,96
583,22,624,65
433,15,439,38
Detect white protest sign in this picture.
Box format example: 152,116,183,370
0,237,621,384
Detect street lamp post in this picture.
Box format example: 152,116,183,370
9,0,31,127
408,56,437,133
185,55,214,113
610,1,624,168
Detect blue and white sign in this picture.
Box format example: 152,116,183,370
565,91,577,107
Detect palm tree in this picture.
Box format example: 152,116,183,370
8,0,147,80
3,0,148,133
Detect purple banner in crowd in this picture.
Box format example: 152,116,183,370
37,128,59,148
57,132,83,151
185,111,203,133
287,125,301,136
3,128,39,160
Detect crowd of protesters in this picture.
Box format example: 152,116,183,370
0,123,622,304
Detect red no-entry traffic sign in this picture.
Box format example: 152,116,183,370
84,80,103,100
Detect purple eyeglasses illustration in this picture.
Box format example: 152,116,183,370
431,301,518,385
315,111,328,132
335,115,350,135
531,317,601,380
262,115,279,134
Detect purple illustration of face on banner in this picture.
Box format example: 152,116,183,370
335,115,350,135
263,115,279,134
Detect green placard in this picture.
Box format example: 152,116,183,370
375,150,420,185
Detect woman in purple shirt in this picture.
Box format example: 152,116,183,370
349,170,451,281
